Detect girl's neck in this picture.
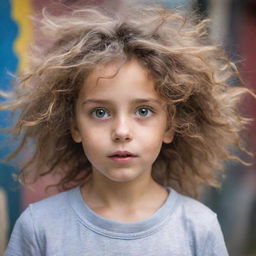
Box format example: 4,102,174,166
80,172,168,217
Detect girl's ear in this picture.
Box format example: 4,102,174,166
70,118,82,143
163,127,174,144
163,120,175,144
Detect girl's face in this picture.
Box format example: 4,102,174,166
71,59,173,184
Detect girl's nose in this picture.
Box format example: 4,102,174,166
111,117,132,142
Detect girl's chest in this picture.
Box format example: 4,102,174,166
40,225,194,256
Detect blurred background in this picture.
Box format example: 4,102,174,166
0,0,255,255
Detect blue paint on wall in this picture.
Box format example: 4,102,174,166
0,0,21,237
0,0,18,90
0,0,19,158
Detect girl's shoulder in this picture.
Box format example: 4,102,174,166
176,191,214,214
21,186,79,222
170,188,218,227
4,187,81,256
169,188,228,256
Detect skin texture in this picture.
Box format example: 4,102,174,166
71,59,173,222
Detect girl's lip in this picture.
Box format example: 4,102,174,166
108,155,138,164
108,150,137,157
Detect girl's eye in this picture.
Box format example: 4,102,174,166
136,107,153,118
91,108,110,119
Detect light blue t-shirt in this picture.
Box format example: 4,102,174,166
4,186,229,256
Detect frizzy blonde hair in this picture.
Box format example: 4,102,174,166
0,4,253,197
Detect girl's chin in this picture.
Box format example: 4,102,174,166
92,166,150,184
103,170,144,183
105,174,139,183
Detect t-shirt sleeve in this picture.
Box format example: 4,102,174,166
4,206,41,256
200,215,229,256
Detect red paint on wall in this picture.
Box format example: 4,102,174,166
239,2,256,152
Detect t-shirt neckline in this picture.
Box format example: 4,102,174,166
68,186,178,239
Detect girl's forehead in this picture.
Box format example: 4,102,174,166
87,59,149,83
81,59,156,96
92,60,124,77
76,60,166,102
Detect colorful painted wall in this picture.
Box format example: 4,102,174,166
0,0,24,253
0,0,57,253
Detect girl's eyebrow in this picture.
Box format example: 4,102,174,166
82,98,163,106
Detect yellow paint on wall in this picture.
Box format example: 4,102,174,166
0,189,9,255
11,0,33,73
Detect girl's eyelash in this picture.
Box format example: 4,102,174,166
137,105,155,112
90,107,108,113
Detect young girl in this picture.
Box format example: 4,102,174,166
2,4,253,256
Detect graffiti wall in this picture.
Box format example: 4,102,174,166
0,0,59,252
0,0,22,253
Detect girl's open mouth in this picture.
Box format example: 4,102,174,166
108,155,138,163
108,151,138,163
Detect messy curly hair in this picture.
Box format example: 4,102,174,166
0,4,253,197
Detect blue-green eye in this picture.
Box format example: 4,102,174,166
136,107,153,118
91,108,110,119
